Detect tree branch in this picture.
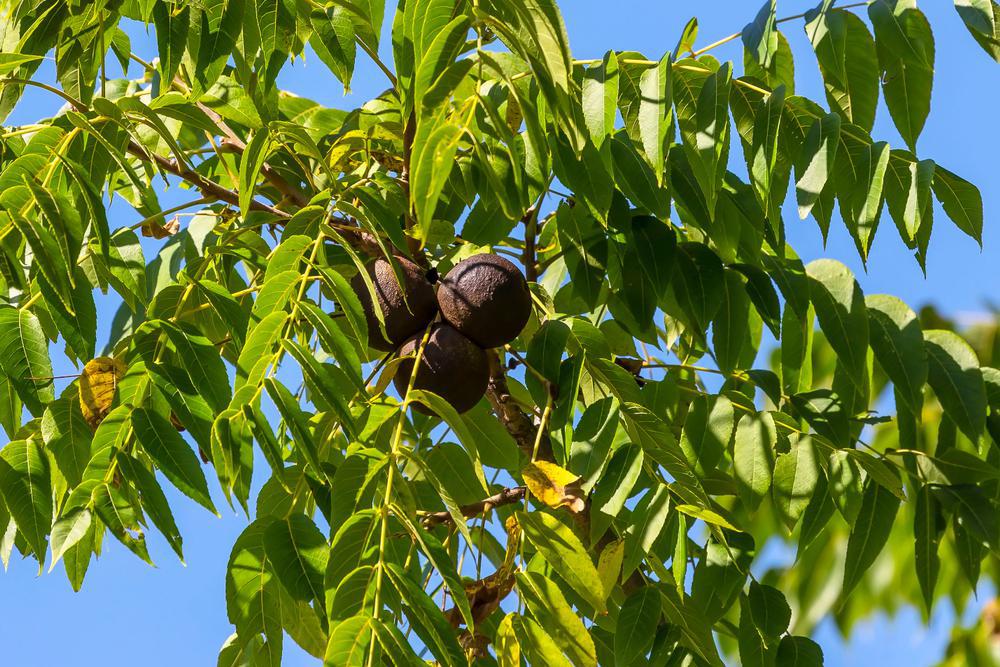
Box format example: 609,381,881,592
484,350,553,461
126,140,291,218
420,486,527,528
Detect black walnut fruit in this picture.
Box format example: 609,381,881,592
351,255,437,351
393,323,490,414
437,253,531,349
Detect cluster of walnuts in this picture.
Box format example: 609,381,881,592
352,253,532,413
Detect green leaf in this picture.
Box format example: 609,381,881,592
414,15,471,110
282,341,358,440
747,84,787,238
835,138,891,262
738,594,775,667
425,442,488,506
667,241,725,340
589,444,644,543
0,306,53,416
458,403,521,470
188,0,245,94
883,152,934,270
516,510,606,613
745,30,796,94
10,208,74,311
924,329,986,441
622,483,672,577
516,571,597,667
37,270,96,364
659,580,725,666
932,164,984,245
615,586,662,665
953,509,985,589
235,311,287,393
868,0,934,151
93,483,153,565
805,7,879,132
638,54,672,184
0,440,51,565
849,450,905,500
713,268,762,374
479,0,580,150
806,259,869,394
324,615,371,667
299,302,363,390
681,394,734,476
309,6,356,91
370,619,424,667
956,0,998,36
41,394,92,488
551,134,613,223
115,452,185,561
509,613,572,667
97,230,147,311
325,510,378,610
790,389,850,446
734,412,776,512
865,295,926,412
555,205,607,310
384,563,465,667
407,391,490,481
743,0,778,68
153,1,189,86
795,113,840,222
263,514,328,604
265,378,323,479
397,511,475,630
675,18,699,56
227,519,283,662
955,0,1000,62
239,131,274,217
914,485,942,613
674,60,731,217
611,133,670,218
797,466,835,556
158,321,233,412
132,407,218,514
748,580,791,638
410,107,465,245
631,215,677,300
568,396,619,483
315,266,368,358
49,507,91,571
776,635,824,666
620,402,707,507
0,53,44,75
243,0,296,86
731,263,781,338
582,51,619,149
842,480,900,599
946,484,1000,551
772,436,820,530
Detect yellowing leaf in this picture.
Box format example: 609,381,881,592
79,357,125,429
522,460,586,513
597,538,625,601
503,514,522,574
141,215,180,239
674,504,741,531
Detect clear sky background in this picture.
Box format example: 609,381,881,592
1,1,998,665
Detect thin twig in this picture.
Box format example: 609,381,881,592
420,486,527,528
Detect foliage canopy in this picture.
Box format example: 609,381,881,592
0,0,999,664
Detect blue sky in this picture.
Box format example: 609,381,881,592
1,2,998,665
